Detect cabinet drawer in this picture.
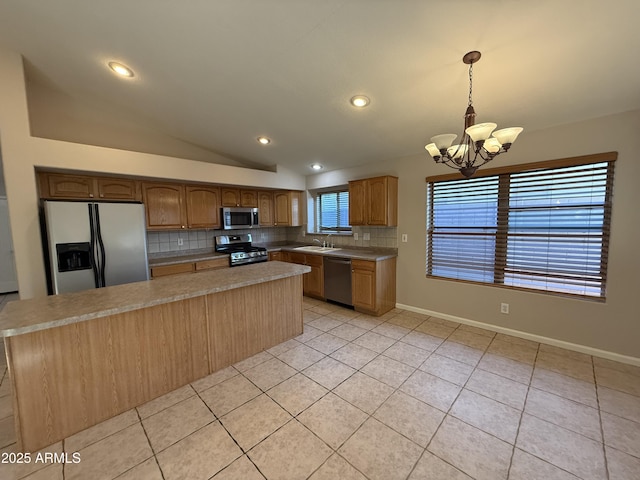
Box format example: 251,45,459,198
195,257,229,271
351,259,376,272
151,263,194,277
288,253,306,265
304,254,323,267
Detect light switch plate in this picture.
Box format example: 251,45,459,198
363,233,370,240
354,232,359,241
401,234,408,242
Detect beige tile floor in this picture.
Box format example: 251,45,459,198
0,295,639,479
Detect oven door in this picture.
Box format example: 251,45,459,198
222,207,259,230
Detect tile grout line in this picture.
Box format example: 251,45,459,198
505,341,540,479
593,358,611,480
132,407,166,480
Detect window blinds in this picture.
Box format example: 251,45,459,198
316,190,350,232
426,157,615,299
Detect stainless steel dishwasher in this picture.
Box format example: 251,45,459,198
323,256,352,306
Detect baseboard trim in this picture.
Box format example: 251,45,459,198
396,303,640,367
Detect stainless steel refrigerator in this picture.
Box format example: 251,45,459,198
43,201,149,294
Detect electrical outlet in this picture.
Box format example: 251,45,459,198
500,303,509,314
354,232,359,241
261,233,266,241
401,233,408,242
363,233,370,241
177,238,184,246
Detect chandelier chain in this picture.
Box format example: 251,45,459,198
468,62,473,106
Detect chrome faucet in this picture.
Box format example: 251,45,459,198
313,238,322,245
326,233,333,248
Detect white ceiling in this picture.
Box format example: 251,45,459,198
1,0,639,175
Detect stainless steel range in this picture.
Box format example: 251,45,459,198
214,233,268,267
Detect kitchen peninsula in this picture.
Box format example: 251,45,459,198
0,261,309,452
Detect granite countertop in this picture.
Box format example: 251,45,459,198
274,244,397,261
0,261,310,338
148,244,397,265
148,250,228,267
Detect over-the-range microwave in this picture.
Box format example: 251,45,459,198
222,207,259,230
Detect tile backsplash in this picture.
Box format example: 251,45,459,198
293,226,398,249
147,225,397,256
146,227,293,255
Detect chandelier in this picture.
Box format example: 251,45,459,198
424,51,523,178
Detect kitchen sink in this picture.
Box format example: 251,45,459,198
293,246,342,252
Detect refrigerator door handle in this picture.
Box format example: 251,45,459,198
94,204,107,288
88,204,100,288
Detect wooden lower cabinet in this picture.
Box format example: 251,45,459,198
286,252,323,298
194,257,228,271
150,263,194,277
150,257,228,278
352,257,396,316
303,254,324,298
268,251,283,261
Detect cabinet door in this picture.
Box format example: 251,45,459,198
185,185,221,228
142,183,187,230
96,178,139,200
348,180,366,225
366,177,389,225
274,191,301,226
240,190,258,207
220,188,241,207
43,173,95,199
303,254,324,298
258,191,274,226
273,192,292,226
268,251,282,261
352,260,376,311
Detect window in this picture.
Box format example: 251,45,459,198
426,153,616,299
315,189,350,232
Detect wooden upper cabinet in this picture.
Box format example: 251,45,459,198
39,172,141,201
185,185,221,228
240,190,258,207
274,191,301,226
258,191,274,226
142,182,187,230
41,173,96,199
349,175,398,226
96,177,140,200
220,188,240,207
220,188,258,207
348,180,367,226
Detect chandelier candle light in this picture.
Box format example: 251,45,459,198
425,51,523,178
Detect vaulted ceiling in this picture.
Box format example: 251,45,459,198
1,1,638,174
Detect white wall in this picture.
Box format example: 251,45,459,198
309,110,640,359
0,48,305,299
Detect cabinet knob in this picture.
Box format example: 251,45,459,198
181,225,185,229
100,194,104,198
89,194,94,198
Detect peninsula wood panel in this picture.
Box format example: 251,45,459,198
206,275,303,371
6,297,208,452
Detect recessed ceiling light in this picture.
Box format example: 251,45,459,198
350,95,370,108
108,61,134,78
257,136,271,145
311,163,323,171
